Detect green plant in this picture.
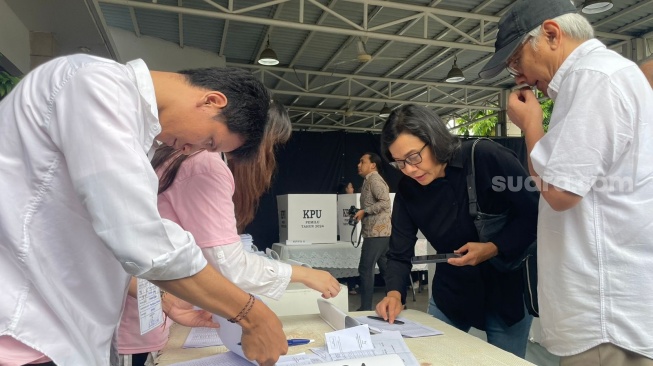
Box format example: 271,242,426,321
0,71,21,101
455,93,554,136
539,92,554,133
454,110,498,137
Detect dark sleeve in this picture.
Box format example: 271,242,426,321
474,140,539,261
385,189,418,301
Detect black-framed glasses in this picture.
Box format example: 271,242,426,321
390,143,428,170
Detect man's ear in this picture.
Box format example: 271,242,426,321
541,20,562,50
203,91,228,109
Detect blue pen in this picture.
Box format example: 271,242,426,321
238,338,314,346
287,338,314,346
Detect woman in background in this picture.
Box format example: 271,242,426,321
118,101,340,366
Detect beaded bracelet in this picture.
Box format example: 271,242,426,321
228,293,255,323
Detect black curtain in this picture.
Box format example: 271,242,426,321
245,132,527,250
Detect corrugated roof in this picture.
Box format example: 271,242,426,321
97,0,653,131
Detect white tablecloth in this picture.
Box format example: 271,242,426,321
271,239,428,278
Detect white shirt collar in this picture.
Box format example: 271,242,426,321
547,39,605,101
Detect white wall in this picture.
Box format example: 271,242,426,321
0,0,30,74
109,27,226,71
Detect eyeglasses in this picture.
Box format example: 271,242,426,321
390,143,428,170
506,37,531,77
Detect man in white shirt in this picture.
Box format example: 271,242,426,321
480,0,653,365
0,54,287,366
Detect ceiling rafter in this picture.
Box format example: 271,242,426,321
286,3,385,105
128,6,140,37
236,63,503,92
99,0,498,52
94,0,651,132
290,4,387,109
353,0,502,114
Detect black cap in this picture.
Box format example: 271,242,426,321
479,0,577,79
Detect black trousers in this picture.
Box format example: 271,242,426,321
357,236,390,310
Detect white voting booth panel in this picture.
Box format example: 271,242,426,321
277,194,337,244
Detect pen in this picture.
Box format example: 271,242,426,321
367,315,405,325
287,338,314,346
237,338,314,346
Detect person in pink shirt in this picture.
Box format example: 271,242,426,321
118,101,341,365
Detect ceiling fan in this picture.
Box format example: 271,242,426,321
330,37,406,68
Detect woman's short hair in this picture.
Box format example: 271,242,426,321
381,104,460,164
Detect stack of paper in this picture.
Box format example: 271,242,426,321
170,352,403,366
182,327,223,348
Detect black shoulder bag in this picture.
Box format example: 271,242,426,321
466,138,539,317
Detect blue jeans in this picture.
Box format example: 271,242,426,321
428,297,532,358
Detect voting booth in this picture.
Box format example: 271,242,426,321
277,194,337,244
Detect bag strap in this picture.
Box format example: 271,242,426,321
466,138,490,218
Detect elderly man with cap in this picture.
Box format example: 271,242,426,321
480,0,653,365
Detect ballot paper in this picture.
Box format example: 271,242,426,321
168,351,245,366
211,314,255,364
283,354,403,366
182,326,223,348
354,315,443,338
324,325,374,354
311,331,418,366
169,352,403,366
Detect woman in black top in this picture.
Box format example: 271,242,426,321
376,104,538,358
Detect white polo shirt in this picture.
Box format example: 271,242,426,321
0,55,206,365
531,39,653,358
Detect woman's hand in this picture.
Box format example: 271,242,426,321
375,291,404,324
292,266,342,299
448,242,498,266
162,292,219,328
